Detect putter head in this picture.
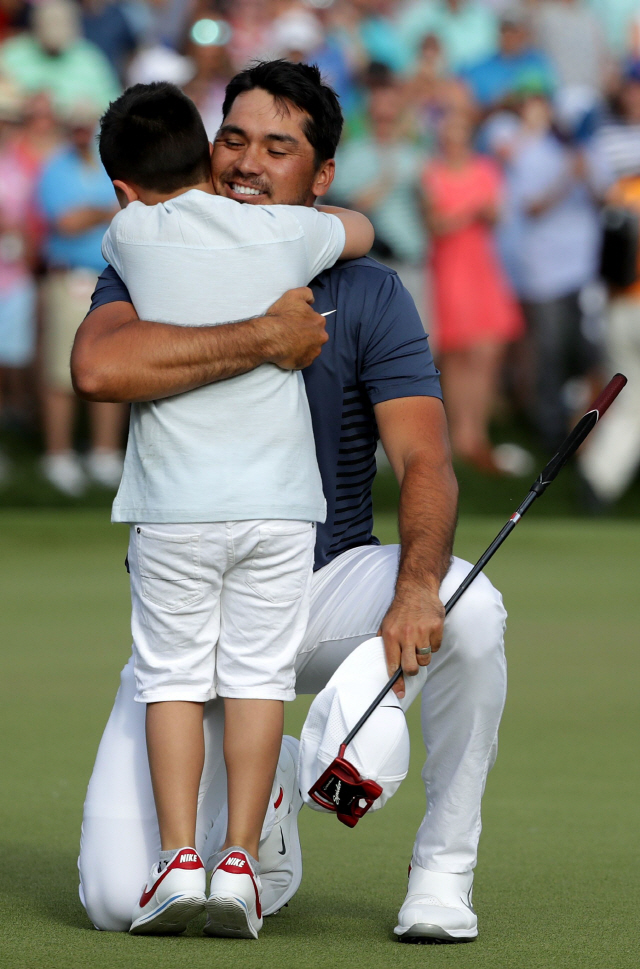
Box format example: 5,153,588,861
307,745,383,828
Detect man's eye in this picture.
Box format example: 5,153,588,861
225,140,243,148
269,150,287,157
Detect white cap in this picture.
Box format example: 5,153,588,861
269,10,324,58
299,637,411,816
127,45,196,88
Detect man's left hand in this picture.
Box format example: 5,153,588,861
379,583,445,699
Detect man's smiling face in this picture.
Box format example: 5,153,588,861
211,87,335,207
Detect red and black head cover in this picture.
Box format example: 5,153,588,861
307,744,383,828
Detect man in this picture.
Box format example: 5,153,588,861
72,60,507,943
38,102,125,496
462,9,555,111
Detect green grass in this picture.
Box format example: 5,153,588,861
0,511,638,968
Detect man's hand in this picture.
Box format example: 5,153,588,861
73,286,330,404
263,287,328,370
379,583,445,699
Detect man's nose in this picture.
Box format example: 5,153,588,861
235,144,264,175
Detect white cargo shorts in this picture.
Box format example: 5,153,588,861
127,520,315,703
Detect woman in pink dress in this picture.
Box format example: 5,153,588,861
422,110,523,472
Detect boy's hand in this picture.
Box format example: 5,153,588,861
263,287,329,370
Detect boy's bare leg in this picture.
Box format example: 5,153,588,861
223,698,284,858
146,700,205,849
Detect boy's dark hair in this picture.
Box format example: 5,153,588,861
99,82,211,193
222,60,343,165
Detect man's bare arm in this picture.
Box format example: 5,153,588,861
71,287,328,403
375,396,458,698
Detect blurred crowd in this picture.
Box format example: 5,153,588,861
2,0,640,506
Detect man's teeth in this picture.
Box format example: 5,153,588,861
232,184,261,196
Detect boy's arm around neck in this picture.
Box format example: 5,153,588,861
316,204,375,259
71,287,328,403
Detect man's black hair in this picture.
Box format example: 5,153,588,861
99,82,211,193
222,60,343,165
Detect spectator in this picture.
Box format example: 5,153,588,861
326,0,409,75
330,77,427,317
80,0,139,82
183,20,233,139
463,8,555,110
579,62,640,503
507,85,610,450
0,0,120,115
422,108,523,472
533,0,609,96
398,0,498,73
37,102,124,496
0,79,37,479
589,0,639,58
12,91,61,178
405,32,452,148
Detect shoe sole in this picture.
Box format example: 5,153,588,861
396,923,477,944
262,735,304,917
130,893,206,935
204,894,259,939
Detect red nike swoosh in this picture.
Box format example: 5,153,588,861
139,863,173,909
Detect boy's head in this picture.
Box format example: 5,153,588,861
99,82,211,203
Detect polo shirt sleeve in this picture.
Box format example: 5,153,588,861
290,206,346,278
358,269,442,405
89,264,132,313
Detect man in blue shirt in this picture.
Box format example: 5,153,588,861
38,103,125,497
72,61,507,944
463,10,555,110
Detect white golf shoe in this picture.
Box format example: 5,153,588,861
259,735,303,916
394,867,477,943
130,847,206,935
205,847,263,939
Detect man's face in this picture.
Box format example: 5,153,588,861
211,87,335,206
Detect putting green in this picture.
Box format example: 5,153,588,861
0,511,637,969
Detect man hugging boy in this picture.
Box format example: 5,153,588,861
97,80,373,938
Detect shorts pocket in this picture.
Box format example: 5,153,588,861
136,526,204,612
246,522,314,604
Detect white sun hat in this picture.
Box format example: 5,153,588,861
299,636,427,819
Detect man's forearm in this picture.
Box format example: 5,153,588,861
72,287,327,403
395,449,458,597
72,303,274,402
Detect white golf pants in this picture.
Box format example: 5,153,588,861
79,544,507,931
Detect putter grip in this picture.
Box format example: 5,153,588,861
590,373,627,418
534,372,628,490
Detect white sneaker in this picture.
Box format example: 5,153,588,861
130,847,206,935
259,735,303,916
394,867,477,943
205,847,263,939
41,451,87,497
86,448,124,489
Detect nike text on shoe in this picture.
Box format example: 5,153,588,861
205,847,263,939
259,735,303,916
130,847,206,935
394,867,478,944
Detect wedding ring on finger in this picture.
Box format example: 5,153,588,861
416,646,432,656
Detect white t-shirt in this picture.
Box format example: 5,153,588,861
102,190,346,524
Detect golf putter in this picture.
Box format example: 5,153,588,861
309,373,628,827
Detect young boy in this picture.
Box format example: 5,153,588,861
97,81,373,938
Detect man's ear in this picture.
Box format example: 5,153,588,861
311,158,336,199
112,179,140,207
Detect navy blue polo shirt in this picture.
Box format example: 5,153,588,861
89,257,442,570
